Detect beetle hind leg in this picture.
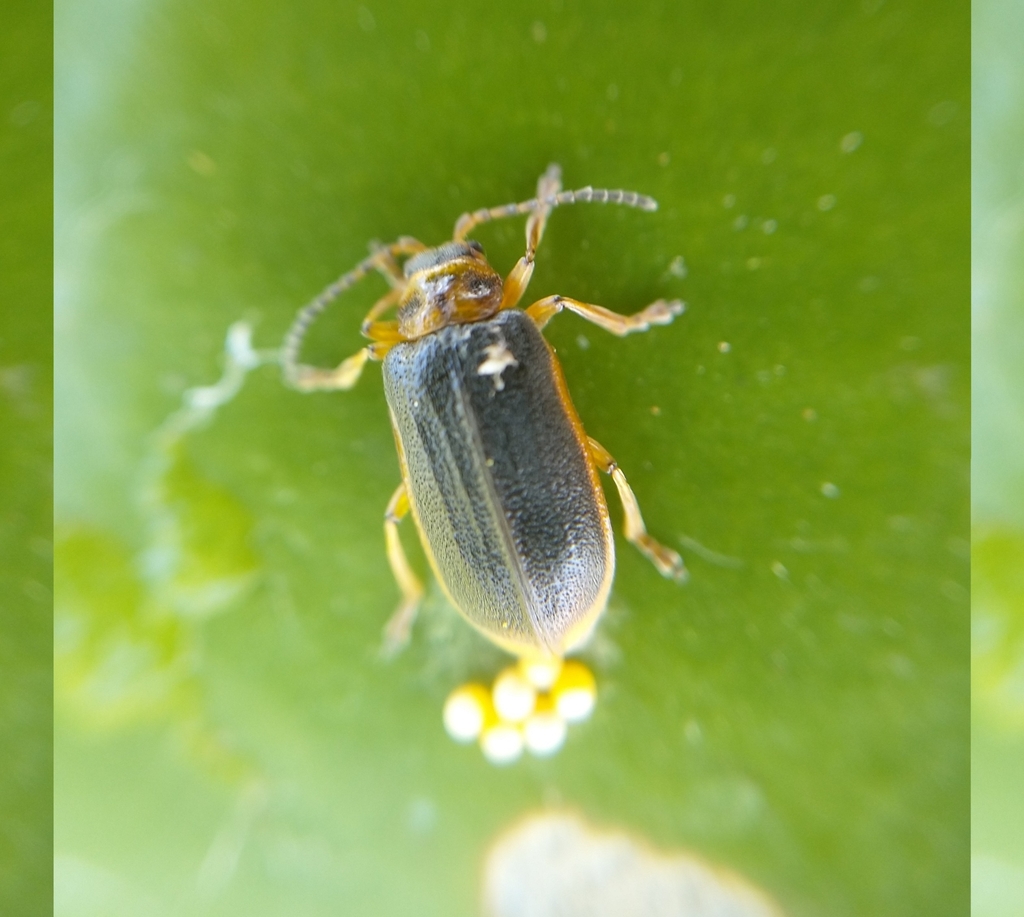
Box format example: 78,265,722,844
381,482,425,656
587,437,687,582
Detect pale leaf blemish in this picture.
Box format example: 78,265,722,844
840,130,863,152
483,812,786,917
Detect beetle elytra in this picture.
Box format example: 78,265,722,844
282,164,686,660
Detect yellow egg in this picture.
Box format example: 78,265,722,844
523,695,568,756
518,656,563,691
492,667,537,723
552,660,597,723
442,682,493,743
480,722,524,765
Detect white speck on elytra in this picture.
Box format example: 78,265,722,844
478,340,519,391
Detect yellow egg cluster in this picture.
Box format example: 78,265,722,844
442,659,597,765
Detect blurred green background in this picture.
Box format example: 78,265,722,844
54,1,969,915
972,0,1024,915
0,1,53,915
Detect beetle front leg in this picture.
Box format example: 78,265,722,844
287,322,404,392
287,347,372,392
287,343,387,392
524,163,562,258
499,165,564,312
281,236,424,388
587,437,687,582
381,482,425,655
526,294,683,336
359,287,404,334
499,257,535,311
367,240,411,290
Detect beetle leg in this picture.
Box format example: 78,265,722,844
367,240,409,289
525,163,563,258
587,437,687,581
526,294,684,336
286,327,402,391
382,482,425,655
499,166,565,311
286,347,372,392
499,258,535,311
282,236,424,388
360,287,404,335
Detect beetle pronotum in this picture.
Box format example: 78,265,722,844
282,164,686,660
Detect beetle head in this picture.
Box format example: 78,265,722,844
397,241,505,339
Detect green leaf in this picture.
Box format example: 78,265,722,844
55,1,969,915
971,0,1024,914
1,1,53,913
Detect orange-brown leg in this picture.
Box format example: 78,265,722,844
525,163,562,257
360,287,403,335
587,437,687,581
287,321,404,392
526,294,683,337
282,237,425,389
499,165,564,311
499,259,535,312
368,241,410,289
382,482,424,655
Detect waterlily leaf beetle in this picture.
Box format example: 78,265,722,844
282,164,686,660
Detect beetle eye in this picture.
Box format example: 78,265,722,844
468,240,485,255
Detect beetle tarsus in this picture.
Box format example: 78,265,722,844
380,598,420,659
637,298,685,328
287,348,370,391
638,535,689,583
585,438,687,586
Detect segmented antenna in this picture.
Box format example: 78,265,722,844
454,184,658,241
281,237,423,385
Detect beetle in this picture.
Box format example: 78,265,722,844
281,164,686,659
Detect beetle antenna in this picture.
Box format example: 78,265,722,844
454,182,658,241
281,236,424,385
